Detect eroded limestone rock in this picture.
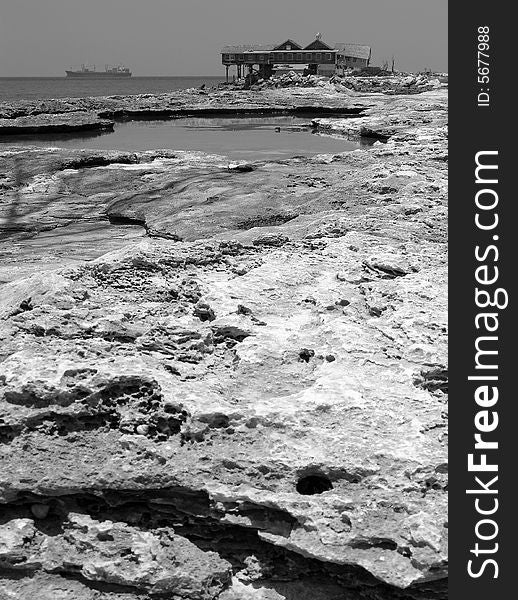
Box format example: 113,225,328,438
0,514,231,597
0,84,447,599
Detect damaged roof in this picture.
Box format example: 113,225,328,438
334,43,371,59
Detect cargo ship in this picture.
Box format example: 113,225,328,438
65,64,132,78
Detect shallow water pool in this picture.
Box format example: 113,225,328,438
1,115,370,161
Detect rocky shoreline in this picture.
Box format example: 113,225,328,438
0,112,115,137
0,78,448,600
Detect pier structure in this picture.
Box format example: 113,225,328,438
221,34,371,82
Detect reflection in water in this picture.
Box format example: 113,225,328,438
0,116,373,161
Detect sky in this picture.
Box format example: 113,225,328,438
0,0,448,77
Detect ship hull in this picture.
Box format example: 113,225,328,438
65,71,132,78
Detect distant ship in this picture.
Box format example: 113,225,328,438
65,64,132,78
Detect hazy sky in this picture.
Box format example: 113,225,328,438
0,0,447,76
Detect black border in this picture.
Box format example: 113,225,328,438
449,2,515,596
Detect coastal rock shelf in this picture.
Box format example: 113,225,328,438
0,74,445,137
0,82,448,600
0,84,366,121
0,111,114,136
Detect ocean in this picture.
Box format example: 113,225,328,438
0,76,225,102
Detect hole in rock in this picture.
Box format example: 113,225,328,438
298,348,315,363
296,474,333,495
